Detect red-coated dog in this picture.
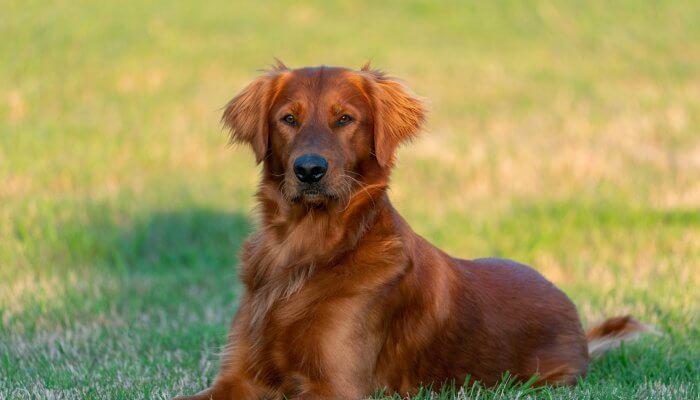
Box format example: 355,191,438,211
174,63,648,399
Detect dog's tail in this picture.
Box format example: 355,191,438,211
586,315,659,359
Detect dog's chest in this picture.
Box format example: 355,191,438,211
247,269,375,377
252,293,332,371
241,230,406,382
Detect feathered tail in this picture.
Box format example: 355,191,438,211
586,315,659,359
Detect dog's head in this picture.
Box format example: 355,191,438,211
223,62,425,208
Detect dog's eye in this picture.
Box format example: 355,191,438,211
336,114,353,127
282,114,298,126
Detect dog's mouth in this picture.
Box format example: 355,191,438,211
289,184,339,206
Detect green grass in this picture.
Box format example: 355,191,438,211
1,0,699,398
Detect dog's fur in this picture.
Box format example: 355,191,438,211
174,63,648,399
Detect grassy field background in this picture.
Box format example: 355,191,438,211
1,1,699,398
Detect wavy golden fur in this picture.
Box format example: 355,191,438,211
174,64,648,400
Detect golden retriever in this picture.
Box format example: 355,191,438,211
174,62,647,399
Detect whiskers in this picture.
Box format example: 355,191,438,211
273,170,381,212
337,172,377,212
278,177,294,203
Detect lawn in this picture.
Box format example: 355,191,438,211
1,1,699,399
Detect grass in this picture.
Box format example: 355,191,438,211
1,0,699,398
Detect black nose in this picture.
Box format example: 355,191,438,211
293,154,328,183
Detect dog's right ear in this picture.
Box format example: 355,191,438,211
222,67,287,164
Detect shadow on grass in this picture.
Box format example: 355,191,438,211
4,205,252,332
113,209,252,273
102,208,253,316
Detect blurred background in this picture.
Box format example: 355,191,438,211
1,1,698,398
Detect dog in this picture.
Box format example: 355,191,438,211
174,62,649,399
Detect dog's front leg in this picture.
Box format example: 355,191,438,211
291,325,381,400
173,303,272,400
173,375,270,400
292,377,368,400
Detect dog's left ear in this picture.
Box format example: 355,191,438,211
222,66,287,163
361,68,426,167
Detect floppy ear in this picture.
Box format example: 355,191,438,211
362,69,426,167
221,67,286,163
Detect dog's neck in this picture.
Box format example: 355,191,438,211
254,177,389,265
238,174,401,329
